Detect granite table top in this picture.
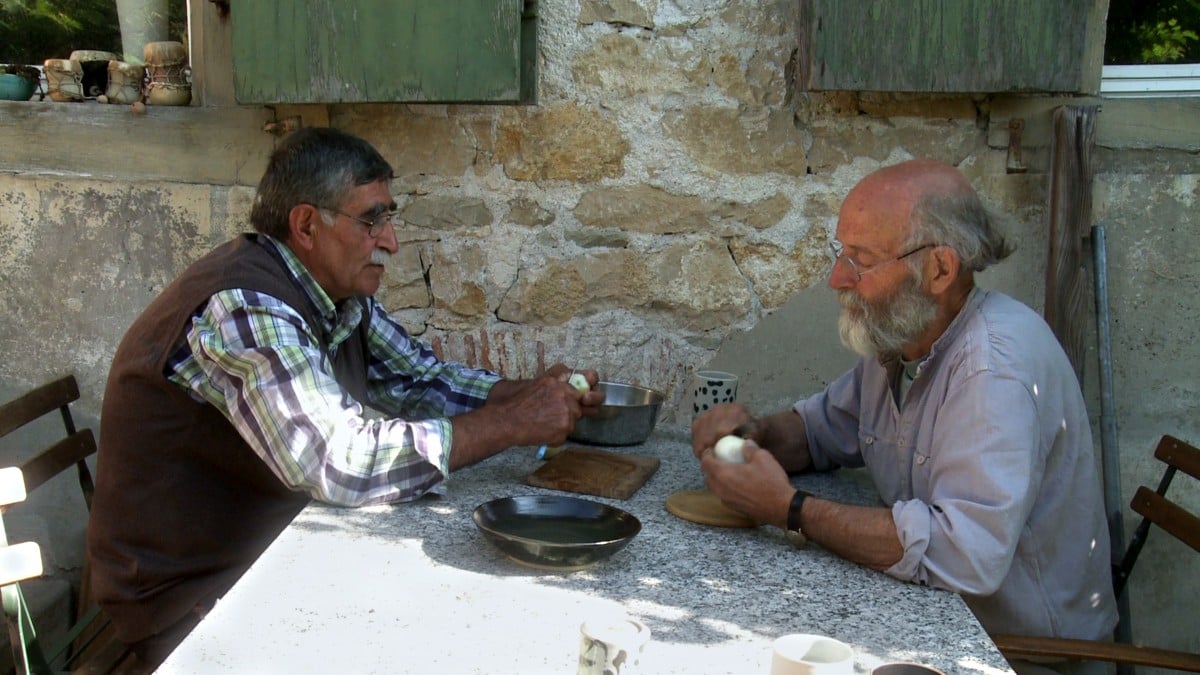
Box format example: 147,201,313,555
158,426,1013,675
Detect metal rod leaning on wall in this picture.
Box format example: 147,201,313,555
1091,222,1132,662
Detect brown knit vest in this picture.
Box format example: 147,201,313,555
88,234,370,644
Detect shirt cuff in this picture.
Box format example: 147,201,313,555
885,498,932,583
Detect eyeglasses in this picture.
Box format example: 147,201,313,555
828,240,935,282
305,203,398,238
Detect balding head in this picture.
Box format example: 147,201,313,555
844,158,1012,274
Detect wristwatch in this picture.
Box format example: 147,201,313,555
785,489,811,546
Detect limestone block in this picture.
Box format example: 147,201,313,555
496,250,649,325
712,49,788,107
579,0,655,28
506,197,556,227
496,104,629,182
574,185,790,234
652,240,754,331
572,33,704,97
401,195,493,232
565,227,631,249
430,243,488,327
718,1,798,38
806,118,978,171
332,105,477,178
377,245,429,310
731,229,830,310
662,106,807,176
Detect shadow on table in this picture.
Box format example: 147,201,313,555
290,463,1000,674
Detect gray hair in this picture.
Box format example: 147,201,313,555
905,191,1014,273
250,127,394,240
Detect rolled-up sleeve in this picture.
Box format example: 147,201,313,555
886,372,1042,596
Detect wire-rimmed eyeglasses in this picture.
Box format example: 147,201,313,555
305,203,398,238
828,240,935,281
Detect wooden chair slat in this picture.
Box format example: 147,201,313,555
0,468,27,508
17,430,97,495
993,634,1200,672
997,434,1200,670
1157,434,1200,482
0,376,125,674
0,542,43,587
1131,485,1200,553
0,376,79,438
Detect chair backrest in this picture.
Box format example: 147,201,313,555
1113,434,1200,596
994,434,1200,672
0,376,126,675
0,376,96,511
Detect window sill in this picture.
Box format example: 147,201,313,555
0,99,275,185
1101,64,1200,99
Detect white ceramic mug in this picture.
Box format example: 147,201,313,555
872,663,944,675
770,633,854,675
690,370,739,419
578,617,651,674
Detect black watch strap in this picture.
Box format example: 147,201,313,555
786,489,810,533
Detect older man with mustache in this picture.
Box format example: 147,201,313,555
693,159,1117,675
88,127,604,670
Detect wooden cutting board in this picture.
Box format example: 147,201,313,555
664,489,757,528
526,447,660,500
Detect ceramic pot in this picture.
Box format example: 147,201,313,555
44,59,84,102
70,50,120,98
144,41,191,106
105,60,145,104
0,73,35,101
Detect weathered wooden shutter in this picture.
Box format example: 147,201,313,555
798,0,1109,94
231,0,537,104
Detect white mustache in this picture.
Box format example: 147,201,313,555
370,249,392,266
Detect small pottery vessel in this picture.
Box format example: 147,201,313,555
144,41,191,106
69,50,120,98
105,60,145,104
44,59,84,102
0,73,36,101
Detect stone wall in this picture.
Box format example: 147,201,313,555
0,0,1197,659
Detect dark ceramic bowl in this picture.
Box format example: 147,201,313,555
472,495,641,571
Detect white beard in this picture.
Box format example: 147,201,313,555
837,273,938,358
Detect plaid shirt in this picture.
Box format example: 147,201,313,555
166,235,500,506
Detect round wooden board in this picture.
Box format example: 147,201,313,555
665,489,757,528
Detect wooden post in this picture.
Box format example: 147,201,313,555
1044,104,1098,379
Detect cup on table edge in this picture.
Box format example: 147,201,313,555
690,369,739,419
769,633,854,675
578,616,651,675
871,663,945,675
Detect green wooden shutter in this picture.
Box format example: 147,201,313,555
799,0,1108,94
232,0,536,104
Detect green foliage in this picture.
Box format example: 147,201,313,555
0,0,187,66
1106,0,1200,64
0,0,121,64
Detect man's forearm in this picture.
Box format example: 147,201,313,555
447,407,520,471
801,498,904,572
756,410,812,473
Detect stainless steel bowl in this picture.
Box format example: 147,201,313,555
568,381,664,446
472,495,641,571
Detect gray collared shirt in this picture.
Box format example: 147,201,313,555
796,288,1118,639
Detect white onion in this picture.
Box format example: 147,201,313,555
568,373,590,393
713,435,745,463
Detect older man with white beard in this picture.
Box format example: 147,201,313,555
88,127,604,670
692,159,1117,675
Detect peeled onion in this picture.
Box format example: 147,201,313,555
713,435,745,463
568,373,590,393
